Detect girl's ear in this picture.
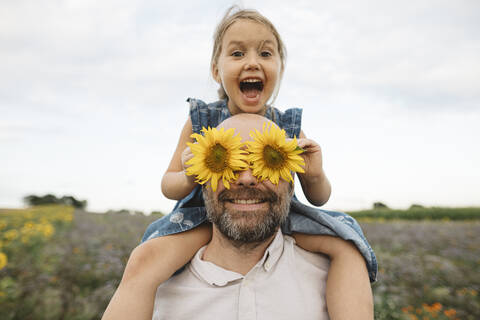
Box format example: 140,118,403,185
212,63,221,84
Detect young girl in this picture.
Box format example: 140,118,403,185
103,7,377,320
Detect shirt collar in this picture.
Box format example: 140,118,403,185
190,229,284,286
261,229,284,272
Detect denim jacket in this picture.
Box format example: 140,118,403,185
142,98,378,282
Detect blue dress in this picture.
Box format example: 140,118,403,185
143,98,378,282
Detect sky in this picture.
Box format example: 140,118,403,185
1,0,479,214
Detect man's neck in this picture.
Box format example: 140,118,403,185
201,227,277,276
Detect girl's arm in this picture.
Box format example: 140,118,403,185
293,233,374,320
161,117,197,200
296,130,331,206
102,224,212,320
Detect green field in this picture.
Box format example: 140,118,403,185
349,206,480,221
1,206,479,320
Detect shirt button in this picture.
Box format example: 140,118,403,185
265,262,270,269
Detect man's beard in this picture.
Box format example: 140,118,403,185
203,185,292,248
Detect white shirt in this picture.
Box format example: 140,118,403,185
153,230,331,320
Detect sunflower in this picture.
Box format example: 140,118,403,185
246,122,305,184
185,127,247,191
0,252,7,270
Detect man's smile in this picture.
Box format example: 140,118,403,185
229,199,263,204
224,197,268,212
218,187,276,212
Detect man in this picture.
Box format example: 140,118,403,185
152,114,331,319
103,113,373,320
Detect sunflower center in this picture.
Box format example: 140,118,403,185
205,143,228,172
263,145,286,169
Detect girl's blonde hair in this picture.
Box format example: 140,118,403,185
211,6,287,102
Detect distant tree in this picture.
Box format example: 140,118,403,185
23,194,58,206
409,204,424,210
60,196,87,210
23,194,87,209
373,202,389,210
23,195,41,206
151,211,164,216
106,209,131,214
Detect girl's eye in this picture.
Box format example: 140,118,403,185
232,51,243,57
260,51,272,57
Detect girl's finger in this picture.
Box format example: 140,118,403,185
297,138,315,148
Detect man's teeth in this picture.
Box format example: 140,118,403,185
242,79,262,83
231,199,262,204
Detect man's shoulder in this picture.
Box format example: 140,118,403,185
159,261,197,287
282,233,331,271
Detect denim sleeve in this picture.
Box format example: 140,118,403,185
188,98,230,134
280,108,303,139
141,186,208,242
188,98,207,134
267,107,303,139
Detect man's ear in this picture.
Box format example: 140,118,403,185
212,63,221,84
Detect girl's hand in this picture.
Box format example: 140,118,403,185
295,137,331,206
181,146,194,171
161,117,197,200
181,146,196,184
296,138,324,178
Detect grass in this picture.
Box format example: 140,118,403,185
348,207,480,221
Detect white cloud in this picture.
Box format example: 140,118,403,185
267,0,480,111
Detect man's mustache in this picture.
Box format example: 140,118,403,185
218,186,279,203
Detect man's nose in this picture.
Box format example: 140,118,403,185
234,168,258,187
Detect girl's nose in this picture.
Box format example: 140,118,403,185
234,168,258,187
244,53,260,71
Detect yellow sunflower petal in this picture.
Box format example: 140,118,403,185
210,173,220,192
223,177,230,189
280,167,294,183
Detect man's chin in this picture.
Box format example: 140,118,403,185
226,213,268,230
205,189,290,246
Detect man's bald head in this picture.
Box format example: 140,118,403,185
218,113,276,143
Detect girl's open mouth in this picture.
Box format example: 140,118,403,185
239,79,264,101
